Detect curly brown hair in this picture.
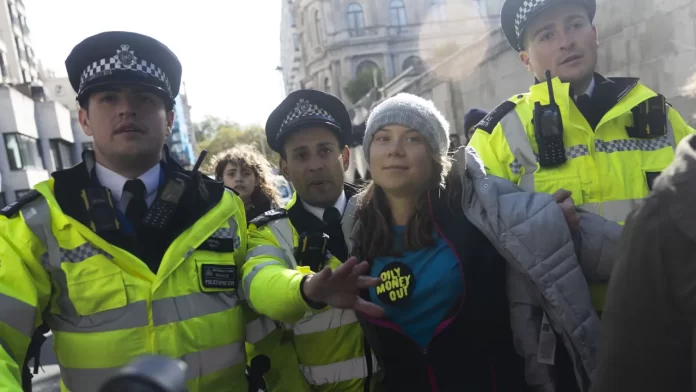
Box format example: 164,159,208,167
208,144,281,209
355,151,455,261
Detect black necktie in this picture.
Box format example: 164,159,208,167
322,207,348,261
123,179,148,230
322,207,341,225
575,94,592,119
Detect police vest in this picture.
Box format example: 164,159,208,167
243,196,381,392
469,78,696,311
0,180,248,392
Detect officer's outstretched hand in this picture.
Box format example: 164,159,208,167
301,257,385,318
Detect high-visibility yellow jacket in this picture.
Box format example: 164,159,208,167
468,76,695,311
242,193,380,392
0,179,249,392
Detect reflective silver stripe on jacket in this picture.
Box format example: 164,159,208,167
23,198,240,333
293,308,358,336
0,336,16,362
500,110,537,191
267,218,298,268
243,260,284,308
22,199,80,318
300,353,380,386
0,293,35,338
246,316,278,344
501,110,677,192
60,341,246,392
243,218,298,305
151,291,239,326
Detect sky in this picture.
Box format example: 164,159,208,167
25,0,285,126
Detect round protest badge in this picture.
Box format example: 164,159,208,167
375,261,415,307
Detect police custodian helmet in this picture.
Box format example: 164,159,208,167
501,0,596,51
265,90,353,153
65,31,182,106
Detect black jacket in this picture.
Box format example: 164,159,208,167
357,188,526,392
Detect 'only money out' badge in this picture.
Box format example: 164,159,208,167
375,261,414,307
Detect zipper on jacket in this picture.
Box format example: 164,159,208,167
427,192,498,392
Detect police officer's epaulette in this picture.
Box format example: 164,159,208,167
0,190,42,218
476,99,519,134
249,208,288,229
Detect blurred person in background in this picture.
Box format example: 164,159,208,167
463,108,489,144
592,134,696,392
211,144,282,220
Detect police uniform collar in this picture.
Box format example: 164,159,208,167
95,162,160,211
300,191,347,222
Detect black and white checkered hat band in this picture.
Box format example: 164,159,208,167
79,55,171,94
279,99,336,135
515,0,547,39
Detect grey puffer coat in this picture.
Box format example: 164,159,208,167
452,146,620,392
347,147,621,391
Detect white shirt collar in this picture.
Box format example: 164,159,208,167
301,191,347,222
95,162,161,211
574,77,595,100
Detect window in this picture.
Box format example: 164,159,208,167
4,133,41,170
0,52,6,80
389,0,407,26
402,56,424,72
293,33,301,51
324,77,331,93
14,37,24,60
82,142,93,151
49,139,73,171
0,193,5,209
15,189,31,199
432,0,446,21
347,3,365,37
314,10,323,45
356,60,379,77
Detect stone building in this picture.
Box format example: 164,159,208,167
379,0,696,140
279,0,495,180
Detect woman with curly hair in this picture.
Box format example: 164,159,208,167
210,144,281,221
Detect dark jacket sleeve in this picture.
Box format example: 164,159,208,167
591,193,696,392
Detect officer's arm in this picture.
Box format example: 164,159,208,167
468,126,519,182
668,106,696,145
242,225,317,324
0,217,51,390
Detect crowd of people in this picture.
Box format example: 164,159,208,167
1,0,695,391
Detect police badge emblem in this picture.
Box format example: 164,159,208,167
116,44,136,67
294,99,312,117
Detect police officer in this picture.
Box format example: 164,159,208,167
468,0,695,312
242,90,383,392
0,31,249,391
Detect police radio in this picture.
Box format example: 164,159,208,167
534,70,567,167
295,232,329,272
142,150,207,229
